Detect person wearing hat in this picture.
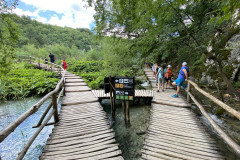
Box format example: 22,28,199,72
165,65,172,89
172,62,189,98
157,64,167,92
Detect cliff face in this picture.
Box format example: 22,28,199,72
201,34,240,85
228,34,240,81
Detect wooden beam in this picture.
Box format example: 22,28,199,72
188,80,240,120
17,109,55,160
188,92,240,157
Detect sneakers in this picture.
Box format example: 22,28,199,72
182,84,187,90
172,94,179,98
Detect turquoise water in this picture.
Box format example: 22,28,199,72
0,97,60,160
101,99,151,160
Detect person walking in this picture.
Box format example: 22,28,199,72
49,53,55,63
62,59,67,70
157,64,166,92
44,57,48,64
152,63,157,78
172,62,189,98
155,64,160,86
165,65,172,89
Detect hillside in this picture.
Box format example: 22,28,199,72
12,14,96,51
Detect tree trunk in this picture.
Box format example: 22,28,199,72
214,59,240,99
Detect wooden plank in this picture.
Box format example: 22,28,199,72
147,130,216,144
43,143,118,156
65,82,88,86
143,144,222,160
50,127,111,140
53,123,108,133
41,146,120,159
65,79,84,83
144,140,222,158
45,137,115,151
65,86,91,92
52,125,110,137
145,138,219,154
47,129,114,144
148,126,212,140
142,149,182,160
145,134,219,151
62,92,98,105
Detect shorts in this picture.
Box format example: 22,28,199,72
165,77,171,81
158,78,165,84
174,78,185,87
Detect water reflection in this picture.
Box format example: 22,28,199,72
101,99,150,160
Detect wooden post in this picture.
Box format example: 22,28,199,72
52,93,59,123
187,81,191,103
109,77,114,118
51,63,53,72
122,101,126,121
30,56,31,64
63,78,66,96
126,101,130,122
113,90,116,118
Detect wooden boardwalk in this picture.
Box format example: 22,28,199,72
92,89,154,98
40,71,123,160
141,68,224,160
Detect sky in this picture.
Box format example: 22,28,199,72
13,0,96,30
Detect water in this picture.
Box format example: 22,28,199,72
0,97,59,160
191,105,240,159
101,99,150,160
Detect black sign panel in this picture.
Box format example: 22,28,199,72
114,77,134,101
114,77,134,90
104,77,110,94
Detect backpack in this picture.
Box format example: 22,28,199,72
165,68,172,78
161,68,165,78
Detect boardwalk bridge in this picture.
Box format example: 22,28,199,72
0,56,240,159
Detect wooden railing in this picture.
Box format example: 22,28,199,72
186,80,240,157
0,56,65,160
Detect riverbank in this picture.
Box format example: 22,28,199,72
0,63,59,100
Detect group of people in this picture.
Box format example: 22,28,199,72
151,62,189,98
43,53,68,70
152,63,173,92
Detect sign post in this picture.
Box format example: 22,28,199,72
104,76,135,122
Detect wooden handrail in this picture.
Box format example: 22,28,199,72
0,56,65,160
17,109,56,160
188,80,240,120
186,80,240,157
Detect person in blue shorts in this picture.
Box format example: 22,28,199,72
172,62,189,98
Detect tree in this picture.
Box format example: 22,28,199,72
0,0,19,74
87,0,240,99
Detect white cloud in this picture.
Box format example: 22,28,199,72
13,0,95,29
13,8,48,23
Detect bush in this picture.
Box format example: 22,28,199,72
0,63,59,100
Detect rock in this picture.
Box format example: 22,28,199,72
223,94,231,98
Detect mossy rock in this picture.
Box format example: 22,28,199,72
215,108,225,115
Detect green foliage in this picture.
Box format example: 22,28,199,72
215,108,225,116
87,0,240,96
0,63,59,100
0,10,19,74
223,65,234,79
12,14,96,51
69,60,104,73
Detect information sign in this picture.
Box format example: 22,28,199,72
114,77,134,101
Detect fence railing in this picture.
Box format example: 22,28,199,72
186,80,240,157
0,56,65,160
